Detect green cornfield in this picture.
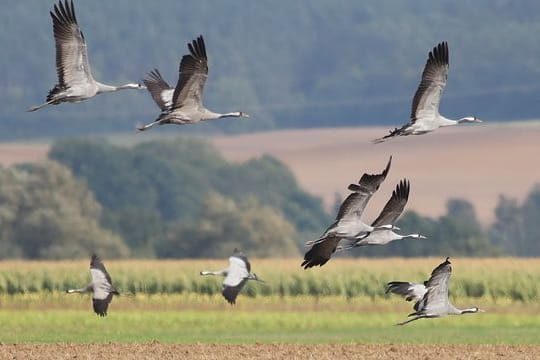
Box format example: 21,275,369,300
0,258,539,304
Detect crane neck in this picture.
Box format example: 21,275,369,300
200,269,227,277
97,82,142,93
438,116,459,127
459,307,480,314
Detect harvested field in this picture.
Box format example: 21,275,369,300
0,143,48,165
210,122,540,224
1,344,538,360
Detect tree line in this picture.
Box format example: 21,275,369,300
0,137,538,259
4,1,540,140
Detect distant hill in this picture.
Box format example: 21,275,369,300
3,0,540,139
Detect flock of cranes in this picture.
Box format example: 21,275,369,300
32,0,485,325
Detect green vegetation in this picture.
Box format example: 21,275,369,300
490,185,540,256
0,161,128,259
46,137,327,258
5,1,540,139
0,259,538,303
1,309,539,344
1,136,539,259
1,259,538,344
358,198,500,257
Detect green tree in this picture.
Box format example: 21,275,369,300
355,198,498,257
50,137,328,257
157,193,299,258
0,161,129,259
521,185,540,255
490,184,540,256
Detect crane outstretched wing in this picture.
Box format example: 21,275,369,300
386,281,426,303
221,250,251,304
336,156,392,221
89,254,114,316
144,69,174,110
50,0,94,89
371,179,410,227
410,42,449,124
411,257,452,316
301,236,341,269
171,35,209,110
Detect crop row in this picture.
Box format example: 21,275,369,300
0,258,538,302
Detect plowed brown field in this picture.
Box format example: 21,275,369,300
1,343,538,359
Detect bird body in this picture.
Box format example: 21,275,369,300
340,179,426,250
66,254,118,316
138,36,249,131
374,42,481,143
387,257,482,325
302,157,392,269
351,231,425,246
28,0,144,112
200,249,263,304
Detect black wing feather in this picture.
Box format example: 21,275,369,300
301,236,340,269
370,179,410,227
171,35,209,109
92,293,113,317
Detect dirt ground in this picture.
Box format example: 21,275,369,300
1,343,538,360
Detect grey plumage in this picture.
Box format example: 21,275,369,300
28,0,144,112
137,35,249,131
340,179,426,249
66,254,119,317
387,257,482,325
200,249,263,304
302,157,392,269
374,42,482,142
143,69,174,110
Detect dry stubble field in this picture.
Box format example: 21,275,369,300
1,344,539,360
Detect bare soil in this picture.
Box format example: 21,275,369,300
1,343,538,359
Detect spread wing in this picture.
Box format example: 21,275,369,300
171,35,209,110
336,156,392,221
413,257,452,315
92,293,113,317
334,192,372,221
89,255,114,316
371,179,410,227
386,281,427,303
50,0,94,88
301,236,341,269
222,279,247,305
223,254,250,288
222,253,251,304
410,42,449,123
143,69,174,110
